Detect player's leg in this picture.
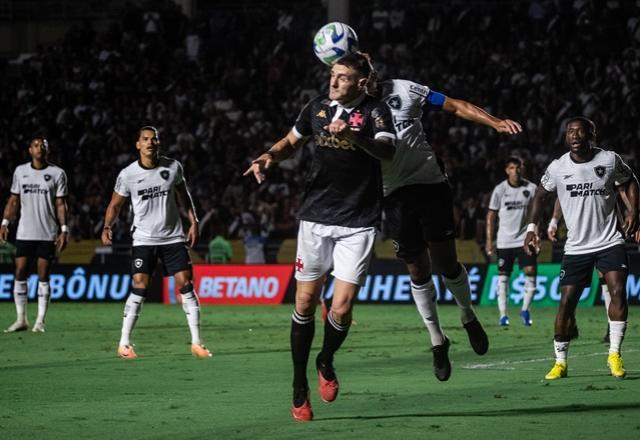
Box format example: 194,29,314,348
519,248,538,326
117,246,155,358
495,248,515,326
598,246,629,378
32,241,55,332
5,250,29,332
598,270,610,342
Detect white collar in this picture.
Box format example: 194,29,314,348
329,93,366,114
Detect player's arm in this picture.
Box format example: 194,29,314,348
55,197,69,253
617,176,639,239
524,185,553,255
1,194,20,242
101,192,128,246
243,131,303,184
485,210,497,256
547,198,563,242
325,121,395,161
175,182,199,248
441,96,522,135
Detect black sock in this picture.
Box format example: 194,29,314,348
318,310,351,367
291,310,315,392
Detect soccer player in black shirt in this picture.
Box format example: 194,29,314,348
245,53,396,422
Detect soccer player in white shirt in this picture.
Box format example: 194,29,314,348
486,157,538,327
101,126,211,359
525,117,638,380
1,137,69,333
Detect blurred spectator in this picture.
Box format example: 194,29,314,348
208,233,233,263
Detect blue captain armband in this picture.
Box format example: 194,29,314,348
426,90,445,108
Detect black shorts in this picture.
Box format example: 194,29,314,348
560,245,628,287
15,240,56,261
497,247,537,274
131,242,192,276
383,182,456,258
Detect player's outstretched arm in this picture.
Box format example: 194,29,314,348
442,97,522,135
176,182,199,248
324,119,395,160
0,194,19,242
101,192,128,246
619,177,639,239
244,131,301,184
485,210,497,256
55,197,69,253
524,186,552,256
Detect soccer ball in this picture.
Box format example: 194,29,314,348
313,22,359,66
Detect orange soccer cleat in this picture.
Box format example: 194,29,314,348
117,345,138,359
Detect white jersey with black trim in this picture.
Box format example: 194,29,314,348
10,162,67,241
540,148,633,255
114,156,186,246
379,79,446,197
489,179,537,249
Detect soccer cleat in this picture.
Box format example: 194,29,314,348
191,344,212,358
291,388,313,422
431,337,451,381
316,354,339,402
117,345,138,359
607,352,625,379
602,325,610,343
544,362,567,380
520,310,532,326
499,316,509,326
32,322,46,333
4,320,28,333
463,318,489,355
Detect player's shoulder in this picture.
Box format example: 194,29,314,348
14,162,31,173
389,79,430,97
46,162,66,174
159,156,181,167
593,147,618,162
493,179,508,191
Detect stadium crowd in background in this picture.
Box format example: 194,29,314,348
1,0,639,253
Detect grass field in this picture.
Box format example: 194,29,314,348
1,303,639,439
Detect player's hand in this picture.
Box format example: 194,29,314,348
523,231,540,256
0,225,8,243
101,227,113,246
547,224,558,242
56,231,68,253
635,229,640,243
187,222,199,248
495,119,523,135
323,120,354,139
243,153,274,184
622,212,639,239
485,242,494,256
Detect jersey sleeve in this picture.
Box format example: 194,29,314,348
55,170,68,198
612,153,633,186
175,161,185,186
370,102,396,141
488,185,502,211
405,80,445,109
292,100,314,139
540,162,557,192
114,170,130,197
10,169,20,195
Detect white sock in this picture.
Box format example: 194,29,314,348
411,279,446,346
522,275,535,311
13,280,28,323
602,283,611,321
553,340,569,364
497,274,509,317
608,321,626,354
181,287,202,345
35,281,51,324
443,265,476,324
119,293,144,346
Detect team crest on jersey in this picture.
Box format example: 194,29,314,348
348,111,364,129
44,174,51,181
594,166,605,178
160,170,170,180
386,95,402,109
134,258,143,268
523,190,530,198
316,110,327,118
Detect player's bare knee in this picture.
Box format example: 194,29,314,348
295,292,317,315
131,279,149,289
329,306,352,325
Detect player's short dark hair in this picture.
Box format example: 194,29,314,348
566,117,596,136
505,156,522,167
335,52,373,79
138,126,159,141
30,136,49,149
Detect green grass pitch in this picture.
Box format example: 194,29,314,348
1,303,639,439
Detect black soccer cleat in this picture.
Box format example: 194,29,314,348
431,337,451,382
463,318,489,355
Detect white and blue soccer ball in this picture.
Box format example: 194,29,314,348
313,22,359,66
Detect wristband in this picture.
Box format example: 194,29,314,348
1,219,8,227
526,223,536,233
61,225,69,233
548,218,558,230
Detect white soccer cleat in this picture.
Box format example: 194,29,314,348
32,322,46,333
4,320,28,333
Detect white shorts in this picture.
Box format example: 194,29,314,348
294,220,376,286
